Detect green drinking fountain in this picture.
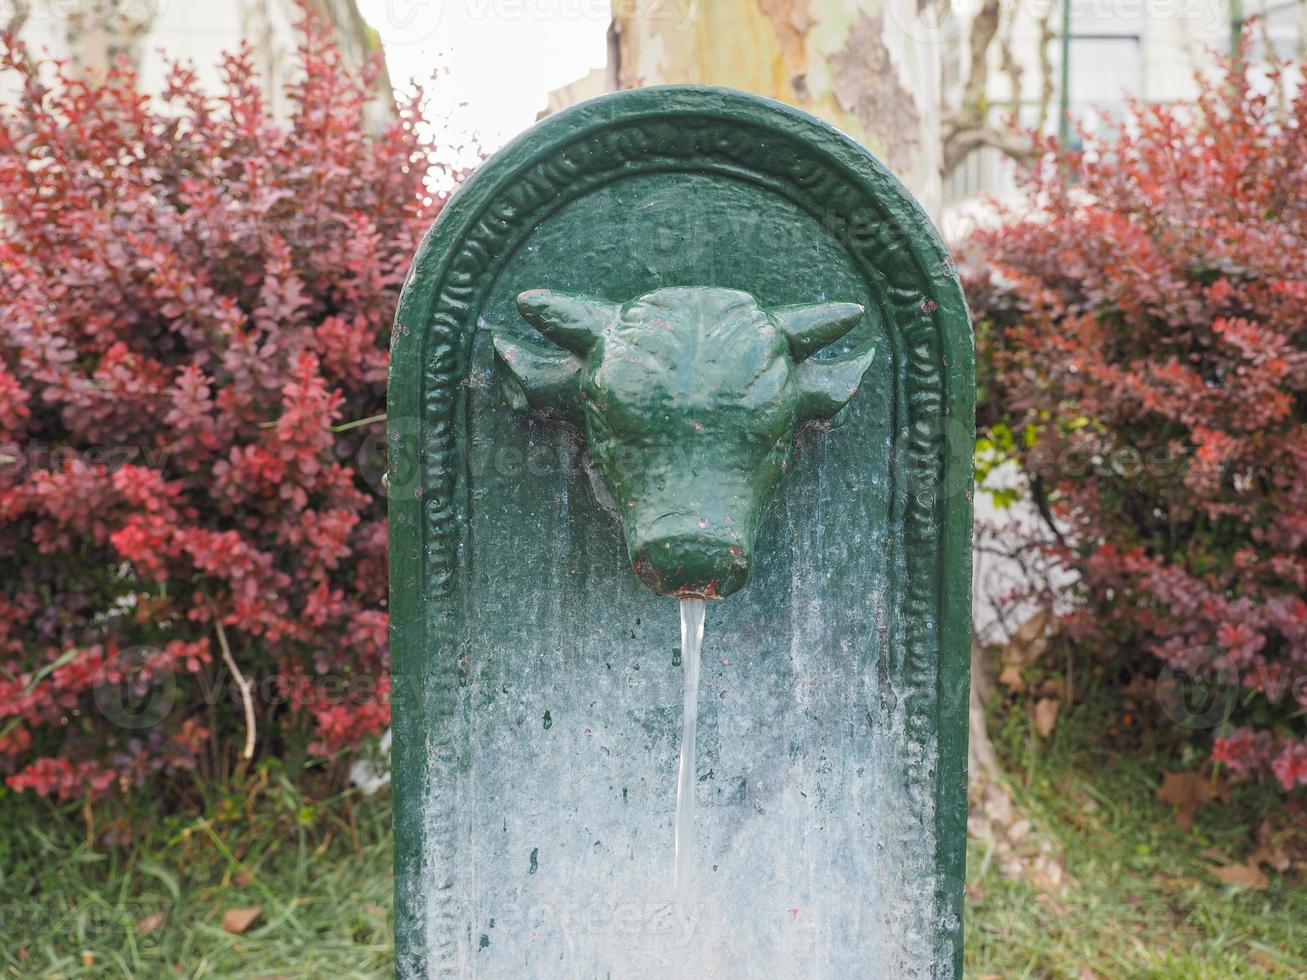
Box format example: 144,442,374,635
387,86,974,978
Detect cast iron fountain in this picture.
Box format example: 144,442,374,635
388,86,973,978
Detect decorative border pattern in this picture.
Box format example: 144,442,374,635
388,87,974,979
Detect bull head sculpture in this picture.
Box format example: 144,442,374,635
492,287,877,599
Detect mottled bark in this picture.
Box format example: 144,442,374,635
612,0,945,213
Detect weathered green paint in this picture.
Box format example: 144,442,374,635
388,86,973,977
494,286,876,597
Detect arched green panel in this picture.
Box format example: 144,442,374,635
388,86,973,978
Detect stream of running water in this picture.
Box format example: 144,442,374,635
673,596,706,913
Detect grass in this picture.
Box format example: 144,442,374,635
1,695,1302,978
0,767,392,978
965,678,1307,979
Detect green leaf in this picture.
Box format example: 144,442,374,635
140,860,182,903
27,647,85,691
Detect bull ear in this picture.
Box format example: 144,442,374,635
516,289,618,356
492,332,585,428
772,302,865,362
796,340,878,430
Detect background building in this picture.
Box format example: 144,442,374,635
2,0,389,121
941,0,1305,228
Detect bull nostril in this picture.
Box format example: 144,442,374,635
634,553,659,590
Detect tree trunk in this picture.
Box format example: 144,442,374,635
612,0,944,215
969,633,999,781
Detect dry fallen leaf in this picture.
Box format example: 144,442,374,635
221,906,262,935
1250,844,1291,874
1006,818,1032,845
1039,678,1065,698
137,912,165,935
1033,697,1060,738
1006,608,1058,667
1253,951,1283,973
233,867,254,888
1210,862,1270,890
1156,770,1220,831
1250,819,1293,873
1032,857,1066,893
998,664,1025,693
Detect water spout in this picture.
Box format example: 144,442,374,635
674,596,706,911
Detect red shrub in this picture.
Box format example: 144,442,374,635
0,12,447,801
964,50,1307,791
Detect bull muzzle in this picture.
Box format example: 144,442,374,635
628,510,753,599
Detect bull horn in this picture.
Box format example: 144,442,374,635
772,302,865,362
492,332,585,428
796,340,878,430
516,289,619,356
